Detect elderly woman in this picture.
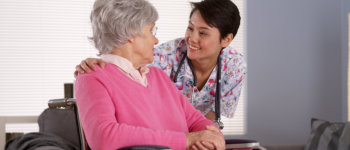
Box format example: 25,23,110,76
74,0,225,150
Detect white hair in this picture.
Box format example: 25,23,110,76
89,0,158,55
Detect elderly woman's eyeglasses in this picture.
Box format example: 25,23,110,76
152,26,158,36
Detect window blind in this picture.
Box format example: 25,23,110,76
0,0,246,135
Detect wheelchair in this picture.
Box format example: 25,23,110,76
6,98,264,150
40,98,264,150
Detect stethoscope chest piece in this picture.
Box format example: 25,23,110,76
214,119,224,130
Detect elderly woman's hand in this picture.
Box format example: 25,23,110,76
186,125,225,150
74,58,105,77
190,141,215,150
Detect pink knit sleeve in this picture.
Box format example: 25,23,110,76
75,74,187,150
175,89,217,132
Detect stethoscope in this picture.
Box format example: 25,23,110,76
172,50,224,130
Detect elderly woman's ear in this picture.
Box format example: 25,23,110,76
128,38,135,43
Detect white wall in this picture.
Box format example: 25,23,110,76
226,0,348,145
341,0,350,122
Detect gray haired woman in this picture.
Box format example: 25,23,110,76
74,0,225,149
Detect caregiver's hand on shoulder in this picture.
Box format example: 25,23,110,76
186,125,225,150
74,58,105,77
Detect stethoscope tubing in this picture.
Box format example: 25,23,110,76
172,50,224,129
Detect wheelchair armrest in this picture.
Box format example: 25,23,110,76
48,98,76,108
118,145,171,150
225,139,261,149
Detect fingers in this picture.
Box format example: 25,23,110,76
75,58,105,76
211,131,225,150
96,59,105,69
192,141,215,150
187,130,225,150
80,60,91,73
201,128,225,150
200,141,215,150
85,58,97,71
186,132,212,150
217,143,225,150
74,70,79,78
194,141,209,150
75,65,85,74
212,134,225,150
191,144,199,150
215,140,225,150
86,58,105,70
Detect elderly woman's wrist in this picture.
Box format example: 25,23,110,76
185,132,195,148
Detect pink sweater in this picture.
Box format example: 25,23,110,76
75,63,214,150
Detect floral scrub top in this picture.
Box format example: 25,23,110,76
151,37,247,118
